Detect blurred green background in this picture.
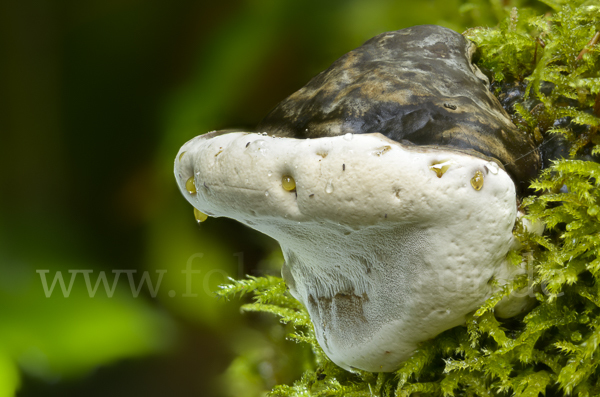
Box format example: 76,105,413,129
0,0,542,395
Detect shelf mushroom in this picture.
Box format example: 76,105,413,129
174,25,541,372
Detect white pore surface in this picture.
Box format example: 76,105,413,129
175,131,520,372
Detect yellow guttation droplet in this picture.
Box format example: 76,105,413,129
374,145,391,156
430,160,451,178
194,208,208,223
282,175,296,191
470,170,484,191
533,127,543,144
186,177,197,194
179,151,186,161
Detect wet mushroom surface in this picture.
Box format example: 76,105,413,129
175,25,542,372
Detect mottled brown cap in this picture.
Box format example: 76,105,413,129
257,25,540,193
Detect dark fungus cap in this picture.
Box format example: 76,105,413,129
257,25,541,194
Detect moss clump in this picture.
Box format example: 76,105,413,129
218,1,600,395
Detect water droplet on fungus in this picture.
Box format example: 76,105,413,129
429,160,452,178
373,145,391,156
470,170,484,191
325,179,334,194
186,177,197,194
194,208,207,223
486,161,499,175
248,139,268,157
282,175,296,191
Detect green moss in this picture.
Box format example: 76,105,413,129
218,1,600,395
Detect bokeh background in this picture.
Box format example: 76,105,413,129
0,0,545,396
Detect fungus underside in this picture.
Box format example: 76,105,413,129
217,2,600,395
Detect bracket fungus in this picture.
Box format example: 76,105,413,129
174,25,541,372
